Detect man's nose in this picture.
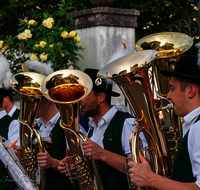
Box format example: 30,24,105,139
167,91,172,101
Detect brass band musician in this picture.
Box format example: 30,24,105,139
128,42,200,190
58,68,147,190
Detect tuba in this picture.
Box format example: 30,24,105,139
97,32,193,189
41,69,104,190
136,32,193,161
10,72,46,190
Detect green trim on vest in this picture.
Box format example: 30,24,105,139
11,109,20,120
97,111,133,190
0,115,16,188
171,115,200,182
35,117,79,190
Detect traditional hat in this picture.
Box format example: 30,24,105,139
83,68,120,97
160,55,200,81
161,38,200,80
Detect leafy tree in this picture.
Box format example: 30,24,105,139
0,0,199,44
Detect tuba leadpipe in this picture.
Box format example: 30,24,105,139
41,69,104,190
10,72,46,190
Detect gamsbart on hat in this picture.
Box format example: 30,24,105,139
83,68,120,97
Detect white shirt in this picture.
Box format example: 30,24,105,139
89,106,146,157
182,106,200,187
35,112,87,146
8,105,17,118
0,110,20,146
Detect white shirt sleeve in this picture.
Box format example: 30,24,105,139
188,121,200,187
122,117,148,157
8,119,20,146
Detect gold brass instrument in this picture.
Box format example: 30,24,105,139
97,32,193,190
97,50,165,190
136,32,193,160
10,72,46,190
41,69,104,190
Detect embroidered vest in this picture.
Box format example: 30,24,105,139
0,115,16,188
88,111,133,190
35,118,79,190
171,115,200,182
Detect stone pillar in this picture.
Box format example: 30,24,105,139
68,6,140,110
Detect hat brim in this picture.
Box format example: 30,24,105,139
160,70,200,81
95,86,120,97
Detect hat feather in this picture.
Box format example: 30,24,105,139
0,53,12,89
195,42,200,68
22,60,54,76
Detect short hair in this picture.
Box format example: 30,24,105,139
93,86,111,104
0,88,14,105
177,77,200,96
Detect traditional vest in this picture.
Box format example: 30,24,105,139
35,118,79,190
11,108,20,120
171,115,200,182
0,115,16,189
88,111,133,190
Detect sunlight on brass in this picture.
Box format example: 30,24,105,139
136,32,193,58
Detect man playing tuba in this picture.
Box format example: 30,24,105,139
128,41,200,189
59,68,147,190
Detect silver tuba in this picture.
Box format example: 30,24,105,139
41,69,104,190
10,72,46,190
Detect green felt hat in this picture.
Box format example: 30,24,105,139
160,55,200,81
84,68,120,97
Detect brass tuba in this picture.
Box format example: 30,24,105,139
97,32,193,190
10,72,46,190
41,69,104,190
136,32,193,160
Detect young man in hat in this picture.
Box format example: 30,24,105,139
128,54,200,189
0,88,20,119
59,68,146,190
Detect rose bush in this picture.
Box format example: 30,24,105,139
0,4,83,74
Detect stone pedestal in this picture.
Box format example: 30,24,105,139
68,7,140,109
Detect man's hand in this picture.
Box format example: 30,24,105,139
82,138,104,160
37,149,54,169
58,157,69,176
58,148,76,177
128,152,155,187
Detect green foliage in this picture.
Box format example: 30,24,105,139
0,0,199,53
112,0,199,41
0,3,84,74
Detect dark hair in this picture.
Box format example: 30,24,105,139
93,86,111,104
178,77,200,96
8,91,14,103
0,93,4,107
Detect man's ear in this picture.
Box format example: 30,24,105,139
98,92,106,103
188,84,196,99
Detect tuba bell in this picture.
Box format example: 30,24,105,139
41,69,104,190
10,72,46,190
